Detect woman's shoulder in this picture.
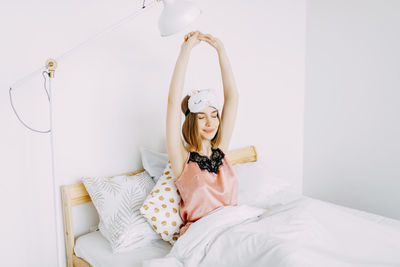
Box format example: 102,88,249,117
215,146,234,166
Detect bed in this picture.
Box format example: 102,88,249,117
61,146,400,267
61,146,258,267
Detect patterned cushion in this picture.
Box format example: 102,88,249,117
82,171,160,253
140,161,183,245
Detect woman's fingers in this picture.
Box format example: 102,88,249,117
184,32,198,42
181,31,202,50
199,35,216,45
184,32,193,41
198,33,210,40
184,31,220,49
202,33,213,40
184,31,201,42
199,34,216,44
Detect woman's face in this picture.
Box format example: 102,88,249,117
196,106,220,141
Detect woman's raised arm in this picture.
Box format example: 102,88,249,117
199,34,239,152
166,31,201,178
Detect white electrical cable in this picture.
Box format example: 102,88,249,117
9,71,51,133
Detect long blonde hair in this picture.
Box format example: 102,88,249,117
181,95,222,152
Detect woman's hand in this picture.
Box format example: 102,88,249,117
198,33,224,52
181,31,201,52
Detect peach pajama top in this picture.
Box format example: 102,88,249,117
174,147,238,236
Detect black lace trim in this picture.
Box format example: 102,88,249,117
188,148,225,174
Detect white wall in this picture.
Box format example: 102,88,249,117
0,0,305,266
304,0,400,220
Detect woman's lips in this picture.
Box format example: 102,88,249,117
204,129,215,133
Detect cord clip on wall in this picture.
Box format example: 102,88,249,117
45,58,57,78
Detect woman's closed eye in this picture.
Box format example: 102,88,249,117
198,116,217,119
197,115,218,120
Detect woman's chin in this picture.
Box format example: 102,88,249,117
201,132,216,140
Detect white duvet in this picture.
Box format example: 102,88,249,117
142,194,400,267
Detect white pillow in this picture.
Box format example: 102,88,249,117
140,147,169,183
82,171,160,253
233,162,293,208
140,161,183,245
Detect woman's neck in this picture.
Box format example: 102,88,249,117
198,141,213,157
187,141,213,157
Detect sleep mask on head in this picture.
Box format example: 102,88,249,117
186,89,221,116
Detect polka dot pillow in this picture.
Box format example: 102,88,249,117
140,161,183,245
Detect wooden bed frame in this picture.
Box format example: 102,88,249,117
61,145,257,267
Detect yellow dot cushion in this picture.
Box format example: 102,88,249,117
140,161,183,245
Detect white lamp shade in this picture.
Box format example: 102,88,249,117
158,0,201,37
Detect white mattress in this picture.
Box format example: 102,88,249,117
74,230,171,267
75,192,400,267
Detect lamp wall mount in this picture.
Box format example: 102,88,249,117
45,58,57,78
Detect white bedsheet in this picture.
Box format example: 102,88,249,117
74,230,171,267
75,191,400,267
143,193,400,267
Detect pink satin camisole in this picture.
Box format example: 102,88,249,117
174,148,238,236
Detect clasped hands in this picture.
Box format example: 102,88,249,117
181,30,224,53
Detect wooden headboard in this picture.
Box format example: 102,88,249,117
61,145,257,267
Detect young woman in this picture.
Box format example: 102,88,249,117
166,31,239,236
